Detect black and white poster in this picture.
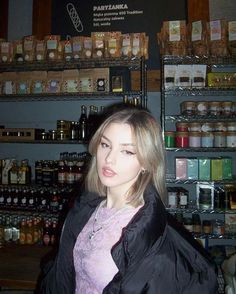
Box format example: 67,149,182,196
52,0,187,68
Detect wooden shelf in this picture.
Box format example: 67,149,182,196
0,244,53,290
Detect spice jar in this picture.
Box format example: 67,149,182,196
214,122,227,132
209,101,221,116
188,122,201,132
180,101,196,116
196,101,208,116
214,132,226,147
175,132,189,148
202,220,212,235
198,188,212,210
189,131,201,147
213,219,225,236
176,122,188,132
201,132,214,147
221,101,233,116
226,131,236,147
192,214,202,235
201,122,213,132
183,217,193,233
227,122,236,131
164,131,175,148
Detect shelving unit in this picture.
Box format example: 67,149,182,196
161,55,236,249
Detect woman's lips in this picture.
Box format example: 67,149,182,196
102,167,116,177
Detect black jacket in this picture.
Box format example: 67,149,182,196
40,184,218,293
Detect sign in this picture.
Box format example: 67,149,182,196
52,0,186,68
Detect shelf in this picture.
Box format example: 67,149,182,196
166,147,236,152
0,91,142,102
162,55,236,67
166,178,236,184
163,87,236,96
167,207,236,214
165,114,236,122
0,57,143,72
0,139,88,144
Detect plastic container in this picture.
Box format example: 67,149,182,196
180,101,196,116
164,131,175,147
226,131,236,147
196,101,208,116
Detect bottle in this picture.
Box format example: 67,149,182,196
18,159,31,185
8,159,19,185
50,220,58,246
78,105,88,141
12,217,20,244
58,160,66,186
66,161,75,185
26,219,34,245
35,160,43,185
0,215,5,248
43,220,51,246
4,216,12,243
70,121,78,140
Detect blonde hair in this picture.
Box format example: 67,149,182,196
85,107,167,206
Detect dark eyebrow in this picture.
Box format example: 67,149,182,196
101,135,136,147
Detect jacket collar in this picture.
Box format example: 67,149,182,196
111,184,167,273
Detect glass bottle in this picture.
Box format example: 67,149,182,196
18,159,31,185
43,220,51,246
19,218,27,245
78,105,88,141
58,160,66,187
8,159,19,185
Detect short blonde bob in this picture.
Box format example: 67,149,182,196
85,107,167,206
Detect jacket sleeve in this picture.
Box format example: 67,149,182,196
40,208,78,294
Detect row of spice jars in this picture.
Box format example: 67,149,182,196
176,121,236,132
165,130,236,148
181,100,236,116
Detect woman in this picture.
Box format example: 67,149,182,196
41,107,218,293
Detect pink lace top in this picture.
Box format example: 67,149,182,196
73,201,141,294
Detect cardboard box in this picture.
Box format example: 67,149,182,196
0,128,44,142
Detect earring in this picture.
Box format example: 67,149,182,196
141,169,146,174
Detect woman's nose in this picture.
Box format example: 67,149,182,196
105,149,116,164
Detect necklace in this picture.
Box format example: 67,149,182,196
88,200,131,240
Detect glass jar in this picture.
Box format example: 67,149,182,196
175,132,189,148
196,101,208,116
213,219,225,236
202,220,212,235
201,132,214,147
198,187,212,210
214,132,226,147
227,122,236,131
214,122,227,132
180,101,196,116
188,122,201,132
221,101,233,116
164,131,175,148
226,131,236,147
208,101,221,116
201,122,213,132
183,217,193,233
176,122,188,132
189,131,201,147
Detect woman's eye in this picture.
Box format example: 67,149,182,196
122,150,135,155
101,142,109,148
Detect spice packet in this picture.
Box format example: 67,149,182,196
23,35,36,62
1,72,17,94
45,35,61,61
192,64,207,88
82,37,92,58
72,36,83,60
13,39,24,62
78,69,93,92
16,72,31,94
46,71,62,93
105,31,121,58
0,42,13,63
35,40,46,61
31,71,47,94
121,34,132,57
92,32,106,58
62,69,79,92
